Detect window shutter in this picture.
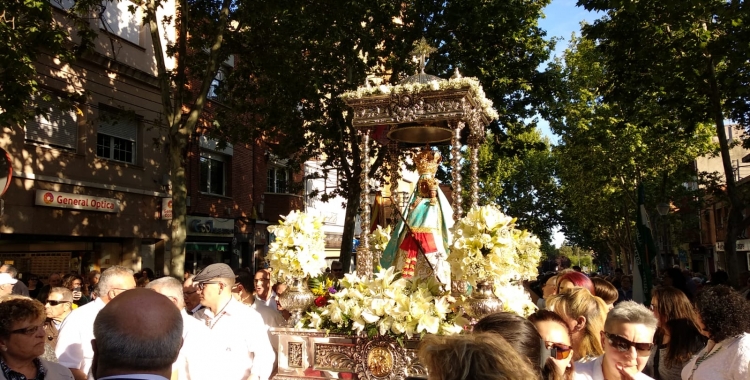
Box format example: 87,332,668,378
25,96,78,150
98,110,138,141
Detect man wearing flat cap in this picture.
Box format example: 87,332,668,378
193,263,274,380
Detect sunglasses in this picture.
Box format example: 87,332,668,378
11,325,44,336
604,332,653,356
547,342,573,360
46,300,71,306
198,281,224,290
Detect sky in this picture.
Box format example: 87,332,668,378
535,0,599,247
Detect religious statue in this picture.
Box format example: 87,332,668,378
380,147,454,286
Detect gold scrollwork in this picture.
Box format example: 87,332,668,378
314,343,355,372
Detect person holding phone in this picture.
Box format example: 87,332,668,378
62,274,89,307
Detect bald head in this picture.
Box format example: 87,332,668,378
92,288,182,378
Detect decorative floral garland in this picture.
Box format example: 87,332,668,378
341,76,499,121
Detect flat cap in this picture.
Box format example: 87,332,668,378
193,263,235,282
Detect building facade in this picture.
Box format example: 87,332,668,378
0,1,299,279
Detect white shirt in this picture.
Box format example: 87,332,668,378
173,309,218,380
249,300,286,351
55,297,106,376
98,375,169,380
680,333,750,380
194,298,275,380
574,355,654,380
254,292,278,309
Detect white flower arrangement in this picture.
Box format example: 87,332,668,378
368,225,392,254
341,76,499,121
267,210,328,280
448,204,542,288
301,267,468,337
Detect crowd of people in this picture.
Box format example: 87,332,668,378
0,263,748,380
420,267,750,380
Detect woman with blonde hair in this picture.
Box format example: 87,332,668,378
418,332,540,380
546,287,608,362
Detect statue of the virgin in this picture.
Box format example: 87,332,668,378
380,147,454,286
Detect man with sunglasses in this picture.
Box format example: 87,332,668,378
575,300,657,380
56,265,136,380
43,286,74,352
193,263,274,380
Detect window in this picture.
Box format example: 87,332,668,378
267,167,289,193
208,69,227,102
100,0,140,45
200,152,226,195
97,110,138,164
26,93,78,150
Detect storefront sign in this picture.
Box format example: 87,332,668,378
162,198,172,220
325,233,343,249
715,239,750,252
187,216,234,237
35,190,119,213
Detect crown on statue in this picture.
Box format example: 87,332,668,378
415,147,441,176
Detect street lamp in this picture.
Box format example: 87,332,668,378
657,202,670,216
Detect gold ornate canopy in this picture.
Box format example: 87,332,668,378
341,40,497,278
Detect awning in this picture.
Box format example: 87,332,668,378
185,243,229,252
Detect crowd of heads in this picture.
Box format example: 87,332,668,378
418,265,750,380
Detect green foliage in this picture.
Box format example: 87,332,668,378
0,0,96,126
545,35,715,269
477,129,560,244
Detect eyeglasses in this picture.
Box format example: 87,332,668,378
198,281,224,291
46,300,71,306
183,289,198,296
546,342,573,360
604,332,653,356
11,325,44,336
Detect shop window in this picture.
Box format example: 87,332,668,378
267,167,289,193
200,151,227,196
26,92,78,150
96,109,138,164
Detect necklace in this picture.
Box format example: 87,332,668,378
240,293,252,305
688,340,724,380
205,299,231,329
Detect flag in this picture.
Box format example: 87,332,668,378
633,183,655,305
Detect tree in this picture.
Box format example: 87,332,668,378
141,0,237,276
478,129,560,244
216,0,557,271
544,35,715,273
577,0,750,284
1,0,102,126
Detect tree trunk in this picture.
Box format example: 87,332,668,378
339,188,361,273
169,134,188,277
707,53,745,286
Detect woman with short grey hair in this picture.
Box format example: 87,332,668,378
575,301,658,380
